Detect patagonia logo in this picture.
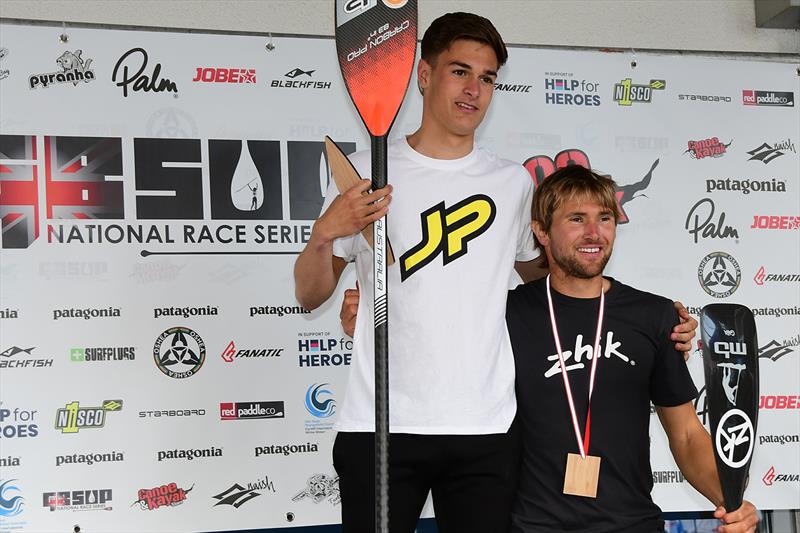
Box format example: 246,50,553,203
400,194,496,281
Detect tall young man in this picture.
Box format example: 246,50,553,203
296,12,696,532
506,165,758,533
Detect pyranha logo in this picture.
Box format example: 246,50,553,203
0,48,9,81
399,194,496,281
0,479,24,517
684,137,731,159
54,400,122,434
747,139,796,164
305,383,335,418
134,483,193,510
29,50,95,89
613,78,665,106
153,327,206,379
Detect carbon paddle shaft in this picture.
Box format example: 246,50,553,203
334,2,417,531
700,303,759,512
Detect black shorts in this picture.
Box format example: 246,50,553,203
333,420,521,533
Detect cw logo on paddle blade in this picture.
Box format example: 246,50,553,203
400,194,496,281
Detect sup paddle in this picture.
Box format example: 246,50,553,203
324,135,395,264
334,1,417,530
699,303,759,512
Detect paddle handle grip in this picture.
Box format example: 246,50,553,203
371,133,390,533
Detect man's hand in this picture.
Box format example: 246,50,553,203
714,500,759,533
672,301,697,360
314,180,391,243
340,285,360,337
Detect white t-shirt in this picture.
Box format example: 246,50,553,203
322,137,535,434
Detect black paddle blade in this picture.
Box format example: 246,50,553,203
334,0,417,137
700,303,759,512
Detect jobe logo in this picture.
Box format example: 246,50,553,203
400,195,496,281
192,67,256,84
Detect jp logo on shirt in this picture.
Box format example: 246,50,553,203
400,194,496,281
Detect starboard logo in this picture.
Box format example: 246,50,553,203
742,90,794,107
0,346,53,369
192,67,256,84
747,139,796,164
271,68,331,90
544,73,599,106
684,198,738,244
684,137,731,159
292,474,340,506
153,327,206,379
112,48,178,97
677,93,731,103
221,341,282,362
55,451,123,467
54,400,122,434
42,489,112,512
697,252,741,298
0,406,38,438
29,50,95,89
138,408,206,418
134,482,193,510
754,266,800,286
613,78,665,106
220,401,284,420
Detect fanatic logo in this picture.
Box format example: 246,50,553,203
754,266,800,286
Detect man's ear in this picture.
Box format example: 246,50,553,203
532,220,549,248
417,58,432,92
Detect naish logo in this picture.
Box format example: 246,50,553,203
29,50,95,89
613,78,665,106
399,194,496,281
758,335,799,362
544,331,635,378
747,139,796,164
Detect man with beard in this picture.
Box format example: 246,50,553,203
506,165,758,533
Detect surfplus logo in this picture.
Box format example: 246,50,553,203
742,90,794,107
220,402,284,420
70,346,135,362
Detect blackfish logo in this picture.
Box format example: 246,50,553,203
285,68,315,79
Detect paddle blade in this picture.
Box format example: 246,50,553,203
335,0,417,137
700,303,759,512
324,136,395,265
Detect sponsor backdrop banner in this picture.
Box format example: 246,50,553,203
0,21,798,533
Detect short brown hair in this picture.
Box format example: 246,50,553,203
532,165,620,261
421,12,508,68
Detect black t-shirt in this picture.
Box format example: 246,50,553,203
506,277,697,533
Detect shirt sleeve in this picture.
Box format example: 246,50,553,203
318,175,368,262
650,302,699,407
516,172,537,262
